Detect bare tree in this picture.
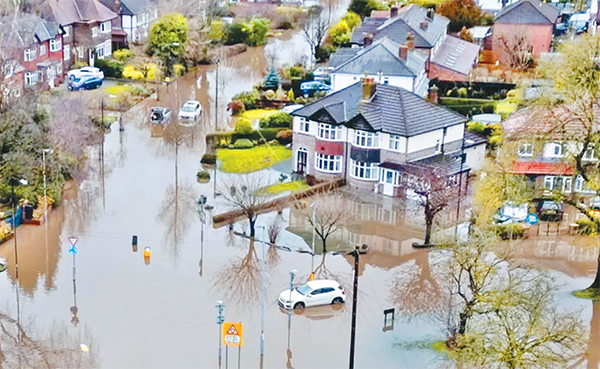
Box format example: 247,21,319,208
498,33,533,71
301,189,355,254
301,7,330,63
402,163,460,245
219,173,274,238
48,96,97,158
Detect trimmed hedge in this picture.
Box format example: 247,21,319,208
95,58,124,78
232,128,283,142
439,97,496,117
233,138,255,149
259,112,292,128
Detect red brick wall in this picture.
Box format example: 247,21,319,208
428,63,469,82
315,139,344,156
492,23,553,65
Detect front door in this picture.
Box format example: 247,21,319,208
297,149,307,174
383,169,395,196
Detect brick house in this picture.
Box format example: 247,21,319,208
291,78,487,197
348,4,480,82
40,0,118,68
492,0,559,66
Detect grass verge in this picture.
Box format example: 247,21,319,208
573,288,600,301
218,145,291,173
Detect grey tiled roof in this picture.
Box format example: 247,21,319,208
99,0,149,15
329,48,360,68
0,15,60,47
40,0,117,25
430,36,480,76
332,38,426,77
463,130,488,148
293,82,467,137
411,153,470,175
350,4,449,48
495,0,559,24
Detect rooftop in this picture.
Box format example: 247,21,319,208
39,0,117,25
430,36,480,76
494,0,560,24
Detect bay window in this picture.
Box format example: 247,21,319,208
354,130,378,148
543,175,572,193
317,123,343,141
315,154,342,173
350,159,379,180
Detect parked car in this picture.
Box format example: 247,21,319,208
278,279,345,310
178,100,202,126
149,107,172,125
494,203,529,224
67,67,104,90
300,81,330,96
536,200,564,221
281,104,304,114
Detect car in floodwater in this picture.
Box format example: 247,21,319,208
536,200,564,221
178,100,202,126
149,107,172,125
278,302,344,320
278,279,345,310
67,67,104,90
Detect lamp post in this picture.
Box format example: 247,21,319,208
216,301,225,368
348,244,368,369
258,226,267,369
197,195,207,276
287,269,297,344
310,203,317,277
43,148,53,278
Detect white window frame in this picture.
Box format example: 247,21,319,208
25,71,38,85
389,134,402,151
101,21,111,33
77,46,84,59
575,174,596,193
435,139,441,153
380,169,400,186
64,25,70,38
92,27,99,38
64,44,71,60
354,130,378,148
50,38,62,52
518,143,533,157
350,159,379,181
24,48,37,62
315,153,342,173
39,44,47,56
299,118,310,133
583,146,597,161
544,142,565,158
96,44,105,59
56,62,62,75
543,175,572,193
317,123,343,141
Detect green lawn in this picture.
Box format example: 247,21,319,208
257,180,309,195
218,145,291,173
237,109,280,121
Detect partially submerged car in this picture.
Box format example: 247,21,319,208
495,203,529,224
67,67,104,90
278,279,345,310
149,107,172,125
178,100,202,126
536,200,564,221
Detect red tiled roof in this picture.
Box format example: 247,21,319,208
511,161,574,175
370,10,390,18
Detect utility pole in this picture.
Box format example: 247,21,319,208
216,301,225,369
348,244,368,369
259,226,266,369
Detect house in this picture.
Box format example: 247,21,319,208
468,26,492,50
99,0,158,48
328,37,429,96
503,108,594,196
492,0,559,66
348,4,480,82
39,0,118,68
291,78,487,197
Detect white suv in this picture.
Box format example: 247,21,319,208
178,100,202,126
278,279,345,310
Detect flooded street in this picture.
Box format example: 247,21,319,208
1,4,600,367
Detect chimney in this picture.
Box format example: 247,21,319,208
420,19,429,30
427,8,435,20
363,33,373,47
399,45,409,60
406,32,415,50
113,0,121,14
361,77,376,102
428,85,439,104
390,5,398,17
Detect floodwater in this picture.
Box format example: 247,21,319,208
2,7,600,368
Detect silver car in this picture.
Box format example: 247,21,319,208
178,100,202,126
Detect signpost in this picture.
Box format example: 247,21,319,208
68,236,79,326
222,322,243,369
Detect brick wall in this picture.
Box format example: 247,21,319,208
428,63,469,82
492,23,553,66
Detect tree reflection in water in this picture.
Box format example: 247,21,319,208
0,311,98,368
157,181,196,259
213,239,261,307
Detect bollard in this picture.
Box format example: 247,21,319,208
132,235,138,253
143,247,151,265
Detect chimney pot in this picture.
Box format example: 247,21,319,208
427,8,435,20
405,32,415,50
363,33,373,47
390,5,398,17
399,45,409,60
361,77,376,102
428,85,439,104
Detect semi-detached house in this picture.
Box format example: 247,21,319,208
291,78,487,197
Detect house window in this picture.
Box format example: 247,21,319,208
25,72,38,85
50,38,62,52
77,46,84,59
435,139,441,153
350,159,379,180
544,175,572,193
101,21,111,33
544,142,565,158
583,146,596,161
389,135,402,151
315,154,342,173
24,48,37,62
96,45,104,58
64,44,71,60
92,27,99,38
354,130,378,148
40,44,47,56
64,25,70,38
575,174,595,193
518,143,533,157
317,123,343,141
383,77,389,85
380,169,399,185
299,118,310,133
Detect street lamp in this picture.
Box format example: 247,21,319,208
42,148,53,280
216,300,225,369
197,195,207,276
0,178,28,281
348,244,368,369
258,226,267,369
309,203,317,278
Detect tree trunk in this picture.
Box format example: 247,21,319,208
249,217,256,239
588,250,600,290
458,311,469,336
424,217,433,245
322,237,327,254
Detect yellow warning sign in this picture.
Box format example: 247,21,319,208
222,322,243,347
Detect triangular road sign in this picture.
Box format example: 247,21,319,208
227,325,238,335
68,236,78,246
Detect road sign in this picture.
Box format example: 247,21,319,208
526,213,539,225
68,236,78,246
222,322,243,347
69,246,78,255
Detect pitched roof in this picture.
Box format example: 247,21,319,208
39,0,117,25
494,0,559,24
350,4,449,48
293,82,467,137
99,0,150,15
430,36,480,76
329,47,360,68
0,15,61,48
332,38,427,77
502,106,599,139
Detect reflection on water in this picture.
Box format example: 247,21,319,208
157,181,196,259
587,301,600,369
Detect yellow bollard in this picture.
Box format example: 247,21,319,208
309,272,315,281
143,247,151,265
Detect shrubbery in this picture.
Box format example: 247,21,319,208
113,49,133,62
95,58,124,78
234,119,253,135
495,223,526,240
197,170,211,180
233,138,255,149
276,129,293,145
259,112,292,128
226,18,270,46
232,90,259,110
201,153,217,165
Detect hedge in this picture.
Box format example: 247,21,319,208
95,58,124,78
439,97,496,117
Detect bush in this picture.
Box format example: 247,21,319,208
229,100,245,115
201,153,217,165
232,90,259,110
233,138,255,149
495,223,526,240
276,129,293,145
232,128,282,142
113,49,133,62
234,119,253,135
197,170,211,180
349,0,386,19
260,112,292,128
439,97,496,117
226,18,271,46
315,45,336,62
123,65,144,79
209,20,227,42
71,61,88,70
173,64,186,76
95,58,124,78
